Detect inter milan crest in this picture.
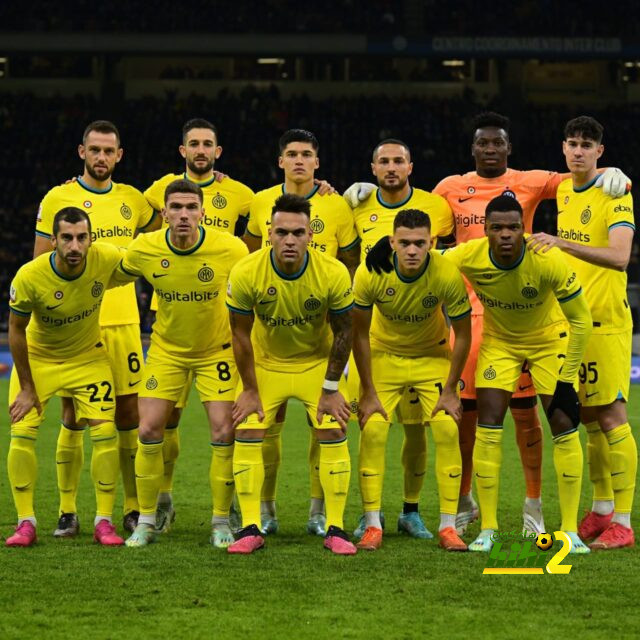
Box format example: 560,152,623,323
198,265,214,282
304,296,322,311
91,281,104,298
422,295,439,308
521,285,538,299
580,208,591,224
212,194,227,209
483,366,497,380
146,376,158,390
120,203,132,220
310,218,325,233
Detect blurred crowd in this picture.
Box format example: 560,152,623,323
1,87,639,329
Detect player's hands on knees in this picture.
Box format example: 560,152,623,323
317,391,351,430
358,390,388,429
343,182,376,208
365,236,394,274
232,389,264,428
432,387,462,425
9,387,42,424
546,381,580,429
314,179,336,196
526,233,564,254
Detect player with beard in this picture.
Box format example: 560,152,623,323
34,121,157,538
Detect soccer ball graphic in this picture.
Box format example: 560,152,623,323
536,533,553,551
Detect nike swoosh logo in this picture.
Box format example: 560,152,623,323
128,380,140,387
562,473,579,478
362,227,375,234
362,472,379,477
56,460,71,465
526,439,542,448
585,391,599,398
100,407,112,411
458,197,473,203
258,300,276,305
476,473,493,479
234,468,250,476
476,281,496,286
98,481,112,486
225,480,235,485
413,471,426,477
329,470,350,475
46,304,63,310
448,472,462,478
152,273,168,278
611,471,624,477
518,384,533,391
218,388,233,394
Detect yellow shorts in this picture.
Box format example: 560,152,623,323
9,346,115,427
243,360,335,429
579,332,631,407
370,350,453,423
140,344,237,403
475,329,568,396
347,353,423,424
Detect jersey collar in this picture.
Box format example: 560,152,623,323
376,187,413,209
183,172,216,188
77,176,113,194
49,250,87,281
393,251,430,283
488,244,525,271
281,183,320,200
269,249,309,280
572,175,599,193
165,226,205,255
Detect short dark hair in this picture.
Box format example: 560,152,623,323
472,112,510,138
373,138,411,161
393,208,431,231
564,116,604,144
485,195,523,220
271,193,311,218
53,207,92,236
278,129,319,154
182,118,218,143
82,120,120,146
164,179,203,205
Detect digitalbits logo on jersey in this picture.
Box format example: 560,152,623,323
212,194,227,209
310,218,325,233
91,281,104,298
198,265,214,282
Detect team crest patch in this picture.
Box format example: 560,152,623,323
91,281,104,298
310,218,325,233
521,286,538,299
83,200,92,208
502,189,516,199
161,259,170,268
198,265,214,282
580,208,591,224
564,196,570,205
422,295,439,308
55,290,64,300
304,296,322,311
212,193,227,209
467,186,476,194
483,366,497,381
369,214,378,222
9,285,16,303
386,287,396,296
120,203,132,220
146,376,158,390
459,379,465,391
350,400,359,414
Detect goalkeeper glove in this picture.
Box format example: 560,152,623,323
365,236,394,274
343,182,376,209
595,167,631,198
546,381,580,429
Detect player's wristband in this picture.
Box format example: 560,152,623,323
322,379,339,394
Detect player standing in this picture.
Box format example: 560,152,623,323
34,121,157,536
227,193,356,555
8,208,125,546
529,116,636,549
353,209,471,551
244,129,360,536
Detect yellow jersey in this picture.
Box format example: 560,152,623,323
442,237,582,342
144,172,254,234
115,226,247,357
36,178,155,327
354,250,470,357
246,184,359,256
9,243,122,361
557,177,635,334
227,247,354,372
351,186,454,258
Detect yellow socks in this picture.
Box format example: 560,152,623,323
135,439,164,521
358,420,389,513
56,424,85,514
606,423,637,515
585,421,613,506
160,425,180,494
319,437,351,530
210,442,234,518
233,439,264,528
117,426,139,514
431,418,462,515
89,421,119,519
8,423,38,521
552,429,583,532
401,423,426,504
473,425,503,531
261,422,283,502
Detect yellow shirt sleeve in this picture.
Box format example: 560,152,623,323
557,292,592,383
133,188,156,229
35,188,59,237
353,263,374,308
443,267,471,320
431,194,455,238
226,260,256,314
246,196,263,238
335,199,360,250
328,262,355,313
9,267,34,316
605,193,635,230
143,178,165,212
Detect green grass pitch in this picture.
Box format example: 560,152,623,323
1,380,638,639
